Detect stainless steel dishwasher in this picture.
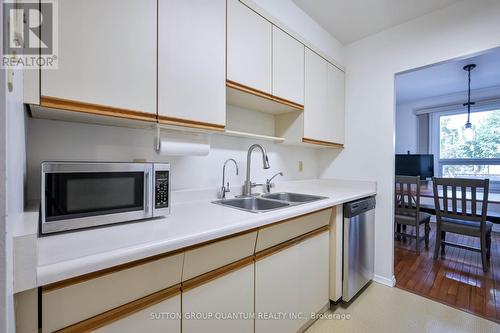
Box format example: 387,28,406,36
342,196,376,302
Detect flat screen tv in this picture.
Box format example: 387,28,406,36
395,154,434,180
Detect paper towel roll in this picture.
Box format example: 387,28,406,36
157,135,210,156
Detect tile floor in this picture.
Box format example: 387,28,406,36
306,282,499,333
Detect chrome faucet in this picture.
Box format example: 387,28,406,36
220,158,239,199
242,144,270,196
265,172,283,193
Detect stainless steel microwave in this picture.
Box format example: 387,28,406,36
40,162,170,235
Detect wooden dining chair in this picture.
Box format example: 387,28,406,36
432,177,492,272
395,175,431,255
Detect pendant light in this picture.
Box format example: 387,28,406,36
463,63,476,141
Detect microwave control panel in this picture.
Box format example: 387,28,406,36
155,170,169,209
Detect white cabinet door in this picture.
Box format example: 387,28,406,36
327,63,345,145
297,232,330,320
255,231,329,333
183,264,254,333
158,0,226,126
227,0,272,93
304,48,345,145
304,48,328,142
272,26,304,105
41,0,156,114
94,295,181,333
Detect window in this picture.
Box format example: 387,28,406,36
435,109,500,186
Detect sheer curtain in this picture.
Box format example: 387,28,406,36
417,113,429,154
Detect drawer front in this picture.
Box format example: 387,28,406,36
42,253,184,333
182,231,257,281
94,295,181,333
255,209,332,252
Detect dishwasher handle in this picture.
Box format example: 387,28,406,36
344,196,376,218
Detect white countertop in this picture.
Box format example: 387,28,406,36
13,178,376,291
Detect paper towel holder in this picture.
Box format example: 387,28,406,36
154,125,161,153
153,124,211,155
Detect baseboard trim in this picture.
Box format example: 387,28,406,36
373,274,396,287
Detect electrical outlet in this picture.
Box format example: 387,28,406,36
298,161,303,172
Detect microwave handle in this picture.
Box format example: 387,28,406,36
145,169,151,213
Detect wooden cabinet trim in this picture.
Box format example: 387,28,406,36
40,96,157,122
54,284,181,333
255,225,329,261
182,256,254,292
260,207,333,229
157,115,225,132
42,249,184,293
40,97,226,132
302,137,344,148
226,80,304,110
182,228,258,253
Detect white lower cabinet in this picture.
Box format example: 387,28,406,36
94,295,181,333
255,231,330,333
182,264,254,333
41,253,184,332
18,216,333,333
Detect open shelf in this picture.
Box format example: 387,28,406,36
226,80,303,115
222,129,285,143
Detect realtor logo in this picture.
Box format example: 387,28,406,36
2,0,58,69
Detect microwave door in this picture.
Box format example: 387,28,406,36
41,163,152,234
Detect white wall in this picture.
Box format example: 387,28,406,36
319,0,500,284
395,103,418,154
4,73,26,333
0,1,8,330
2,5,29,333
1,56,27,333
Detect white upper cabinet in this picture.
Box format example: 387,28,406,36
304,48,345,145
327,63,345,144
41,0,157,115
227,0,272,94
304,48,328,141
158,0,226,127
272,27,305,105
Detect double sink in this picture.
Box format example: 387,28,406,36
213,192,327,213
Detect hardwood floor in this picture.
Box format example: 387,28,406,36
395,221,500,323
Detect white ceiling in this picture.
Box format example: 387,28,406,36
396,48,500,104
291,0,459,45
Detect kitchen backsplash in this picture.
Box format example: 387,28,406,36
26,117,320,201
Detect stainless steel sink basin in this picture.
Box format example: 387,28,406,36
261,192,327,203
213,191,328,213
213,197,290,213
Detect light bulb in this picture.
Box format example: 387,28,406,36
464,123,474,141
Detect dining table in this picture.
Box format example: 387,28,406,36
416,181,500,224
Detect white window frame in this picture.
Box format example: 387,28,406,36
430,107,500,191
